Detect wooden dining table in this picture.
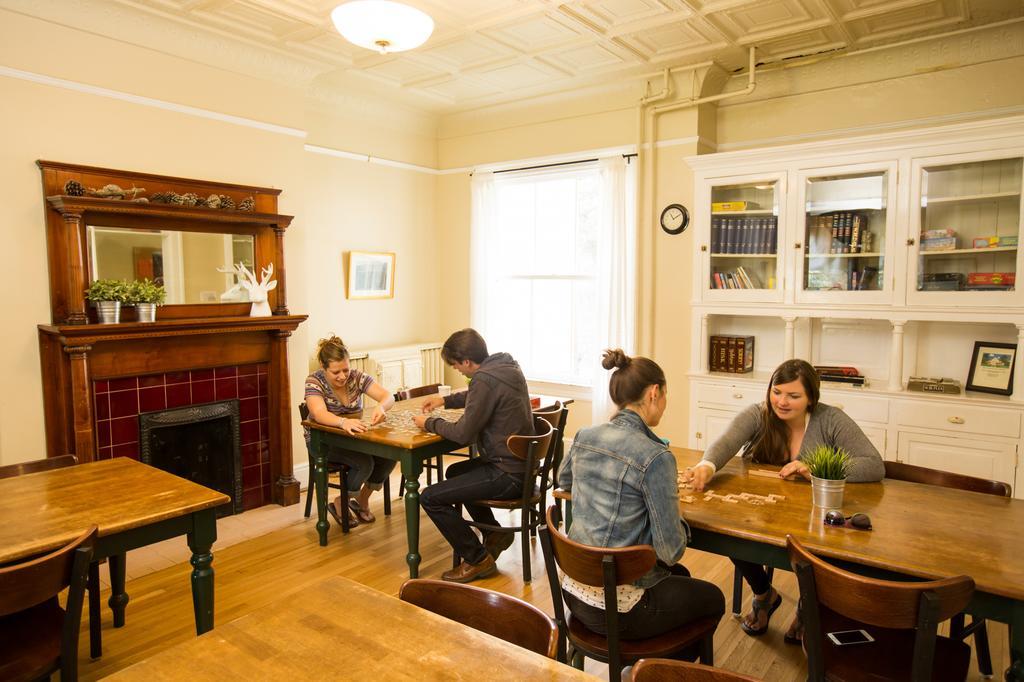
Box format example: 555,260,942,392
0,457,230,637
670,447,1024,681
106,574,596,680
305,394,462,578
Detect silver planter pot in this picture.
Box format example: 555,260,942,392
94,300,121,324
810,475,846,509
136,303,157,323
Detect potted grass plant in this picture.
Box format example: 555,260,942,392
802,444,851,508
126,278,166,322
86,278,129,324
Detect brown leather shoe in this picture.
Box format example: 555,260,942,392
441,555,497,583
484,531,515,560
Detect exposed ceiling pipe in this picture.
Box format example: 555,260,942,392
641,47,757,356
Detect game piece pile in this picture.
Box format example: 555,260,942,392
361,407,464,435
676,470,786,505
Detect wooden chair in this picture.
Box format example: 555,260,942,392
533,401,568,531
0,525,97,682
455,416,555,582
300,403,352,533
884,461,1009,677
787,534,974,682
0,455,109,660
399,578,558,658
540,505,718,682
631,659,763,681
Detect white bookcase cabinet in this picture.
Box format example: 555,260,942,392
687,116,1024,498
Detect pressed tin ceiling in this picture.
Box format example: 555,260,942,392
5,0,1023,113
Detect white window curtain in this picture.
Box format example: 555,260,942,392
592,156,636,425
469,157,636,426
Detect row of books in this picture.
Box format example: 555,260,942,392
814,365,866,387
711,267,762,289
809,212,874,254
710,335,754,373
711,216,778,255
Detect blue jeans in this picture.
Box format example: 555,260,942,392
305,441,396,492
420,458,523,565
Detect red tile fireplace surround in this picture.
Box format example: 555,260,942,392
94,364,271,510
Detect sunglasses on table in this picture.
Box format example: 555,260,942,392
824,510,872,530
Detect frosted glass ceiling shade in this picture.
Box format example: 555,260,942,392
331,1,434,54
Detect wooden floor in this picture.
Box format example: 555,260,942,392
79,472,1009,680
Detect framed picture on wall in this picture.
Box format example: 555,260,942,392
966,341,1017,395
346,251,395,299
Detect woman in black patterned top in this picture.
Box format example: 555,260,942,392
304,335,396,527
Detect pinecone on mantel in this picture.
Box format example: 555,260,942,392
219,195,235,210
63,180,85,196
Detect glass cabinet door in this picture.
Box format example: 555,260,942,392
709,180,780,294
915,157,1022,298
800,169,890,300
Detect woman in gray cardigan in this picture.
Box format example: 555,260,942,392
688,359,883,641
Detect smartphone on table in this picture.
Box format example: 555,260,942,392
827,629,874,646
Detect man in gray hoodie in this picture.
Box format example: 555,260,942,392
414,328,534,582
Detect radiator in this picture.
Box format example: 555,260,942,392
350,342,443,390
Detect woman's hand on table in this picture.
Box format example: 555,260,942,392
370,406,387,425
689,465,714,492
340,418,367,435
779,460,811,481
420,395,445,413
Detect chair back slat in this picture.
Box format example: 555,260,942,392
506,416,555,477
884,461,1011,497
399,579,558,658
787,535,974,628
0,526,98,617
632,658,764,681
544,505,655,587
395,383,441,402
298,402,310,421
0,455,78,479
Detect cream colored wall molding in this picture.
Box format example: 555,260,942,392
715,104,1024,153
689,112,1024,170
303,144,440,175
0,65,307,138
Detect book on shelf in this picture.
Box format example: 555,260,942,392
967,272,1015,286
1000,235,1018,247
711,215,778,254
818,212,870,254
922,228,956,239
920,236,958,251
819,374,867,386
972,236,999,249
920,272,964,291
709,335,754,373
712,201,758,212
814,365,862,377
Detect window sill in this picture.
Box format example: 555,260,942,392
527,379,592,402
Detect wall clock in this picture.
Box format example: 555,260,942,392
660,204,689,235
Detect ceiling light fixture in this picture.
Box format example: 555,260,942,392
330,1,434,54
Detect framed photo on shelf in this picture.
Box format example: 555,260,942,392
966,341,1017,395
346,251,395,299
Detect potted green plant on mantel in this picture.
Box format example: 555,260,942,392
86,278,129,324
802,444,851,509
126,278,166,323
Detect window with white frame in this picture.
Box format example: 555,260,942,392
472,158,636,389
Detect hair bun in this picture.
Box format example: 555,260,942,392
601,349,631,371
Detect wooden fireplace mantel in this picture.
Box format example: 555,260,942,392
36,162,307,506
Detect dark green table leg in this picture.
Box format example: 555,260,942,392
314,433,330,547
402,456,423,578
1008,601,1024,681
187,507,217,635
108,553,128,627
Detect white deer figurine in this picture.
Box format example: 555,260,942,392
219,262,277,317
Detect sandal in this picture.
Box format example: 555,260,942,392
740,591,782,636
328,498,359,528
784,614,803,644
349,499,375,524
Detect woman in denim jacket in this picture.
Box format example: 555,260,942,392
556,349,725,641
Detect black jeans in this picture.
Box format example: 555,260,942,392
420,458,523,565
563,563,725,643
306,442,396,492
732,558,772,595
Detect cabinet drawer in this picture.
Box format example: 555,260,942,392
894,401,1021,438
819,391,889,424
695,383,759,409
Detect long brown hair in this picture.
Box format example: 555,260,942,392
602,349,666,409
316,335,349,368
744,359,820,465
